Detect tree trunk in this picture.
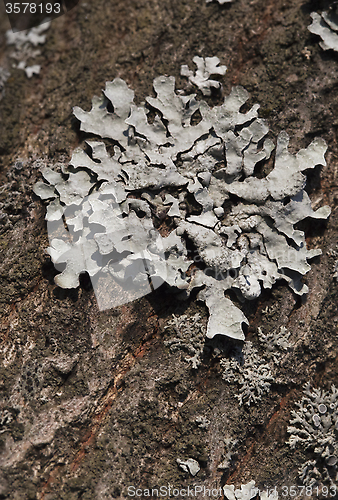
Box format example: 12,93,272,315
0,0,337,498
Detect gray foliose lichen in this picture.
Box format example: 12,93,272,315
287,384,338,488
308,8,338,51
34,62,330,342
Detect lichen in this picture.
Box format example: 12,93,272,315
220,342,274,406
0,67,10,98
217,436,237,471
164,313,206,369
308,8,338,52
223,480,278,499
5,21,50,77
181,56,227,95
34,60,330,342
287,384,338,487
257,326,292,364
176,457,200,476
220,325,292,406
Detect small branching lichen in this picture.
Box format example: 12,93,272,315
164,313,206,369
217,436,238,471
34,59,330,342
287,384,338,488
220,325,292,406
220,342,274,406
257,325,292,365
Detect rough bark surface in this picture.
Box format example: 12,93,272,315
0,0,337,499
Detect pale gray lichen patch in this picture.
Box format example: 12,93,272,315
6,22,50,47
224,480,278,500
6,21,50,77
308,9,338,52
176,457,200,476
164,313,206,369
195,415,210,429
287,384,338,487
17,61,41,78
34,62,330,342
217,436,237,471
181,56,227,96
220,342,274,406
257,326,292,364
220,325,293,406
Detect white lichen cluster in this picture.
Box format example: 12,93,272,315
224,480,278,500
6,21,50,77
181,56,227,95
220,342,274,406
308,8,338,52
287,384,338,487
164,313,206,369
34,62,330,341
176,457,200,476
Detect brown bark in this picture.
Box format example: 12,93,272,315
0,0,337,498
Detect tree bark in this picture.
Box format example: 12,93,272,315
0,0,337,498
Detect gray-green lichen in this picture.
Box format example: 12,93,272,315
34,62,330,342
221,325,292,406
287,384,338,487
